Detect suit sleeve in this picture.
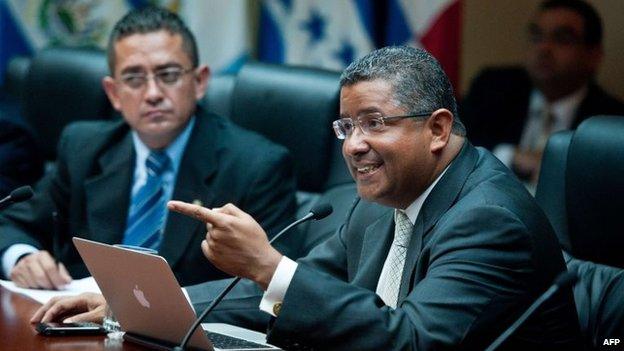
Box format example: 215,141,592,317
267,205,536,350
185,199,355,333
0,120,43,196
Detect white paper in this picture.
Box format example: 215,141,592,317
0,276,101,304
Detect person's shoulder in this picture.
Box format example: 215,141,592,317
471,66,530,86
453,147,543,220
58,118,128,155
585,83,624,115
61,119,125,140
200,111,291,158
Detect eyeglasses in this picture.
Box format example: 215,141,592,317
118,67,195,89
332,111,432,140
528,25,584,46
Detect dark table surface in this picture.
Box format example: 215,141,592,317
0,285,145,350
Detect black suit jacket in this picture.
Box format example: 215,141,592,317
0,95,44,196
189,142,580,350
461,67,624,150
0,108,297,286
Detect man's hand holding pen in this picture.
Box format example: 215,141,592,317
10,250,72,290
9,210,73,290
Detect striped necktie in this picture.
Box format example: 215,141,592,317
122,151,171,251
376,210,414,308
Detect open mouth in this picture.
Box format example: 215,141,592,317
356,163,382,175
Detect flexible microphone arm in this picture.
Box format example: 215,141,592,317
0,186,34,211
485,271,578,351
174,203,333,351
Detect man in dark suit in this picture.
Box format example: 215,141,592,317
32,47,581,349
461,0,624,183
0,116,43,196
0,7,296,288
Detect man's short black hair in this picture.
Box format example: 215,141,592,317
107,6,199,73
540,0,603,46
340,46,465,136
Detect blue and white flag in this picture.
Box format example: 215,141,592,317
259,0,463,89
259,0,375,71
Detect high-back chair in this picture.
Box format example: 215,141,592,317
536,116,624,349
21,47,114,161
204,62,356,257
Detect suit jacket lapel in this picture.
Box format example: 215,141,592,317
352,211,394,290
398,141,479,303
159,110,219,267
84,126,134,244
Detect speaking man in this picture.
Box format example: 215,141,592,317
33,46,580,350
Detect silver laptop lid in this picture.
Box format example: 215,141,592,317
72,237,213,350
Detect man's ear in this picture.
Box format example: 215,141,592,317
102,76,122,111
427,108,453,153
194,65,211,101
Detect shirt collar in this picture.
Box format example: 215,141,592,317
400,164,451,225
529,86,588,127
131,116,196,174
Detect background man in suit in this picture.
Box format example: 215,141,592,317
461,0,624,184
35,46,581,350
0,6,296,289
0,117,43,197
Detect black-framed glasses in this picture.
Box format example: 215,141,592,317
118,67,195,89
332,111,432,139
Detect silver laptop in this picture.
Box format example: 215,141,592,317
73,237,280,351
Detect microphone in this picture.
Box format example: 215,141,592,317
485,271,578,351
173,203,333,351
0,186,34,211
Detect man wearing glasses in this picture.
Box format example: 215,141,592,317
0,7,296,289
461,0,624,185
36,46,581,349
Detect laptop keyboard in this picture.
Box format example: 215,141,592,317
205,330,273,349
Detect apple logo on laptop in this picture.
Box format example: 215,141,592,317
133,285,150,308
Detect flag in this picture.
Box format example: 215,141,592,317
178,0,251,73
386,0,462,92
0,0,130,86
259,0,376,71
259,0,462,90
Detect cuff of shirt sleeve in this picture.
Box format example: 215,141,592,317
259,256,298,317
493,143,515,168
2,244,38,279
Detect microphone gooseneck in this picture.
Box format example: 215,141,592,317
484,271,578,351
0,186,34,211
173,203,333,351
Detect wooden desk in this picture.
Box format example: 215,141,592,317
0,285,144,350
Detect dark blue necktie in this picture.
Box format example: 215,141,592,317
122,151,171,251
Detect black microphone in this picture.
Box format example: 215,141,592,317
0,186,34,211
485,271,578,351
173,203,333,351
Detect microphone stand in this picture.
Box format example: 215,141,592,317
174,207,329,351
485,271,578,351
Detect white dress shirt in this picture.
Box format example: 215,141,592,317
493,86,587,167
260,166,449,316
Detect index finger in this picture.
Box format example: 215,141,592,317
31,296,65,323
167,201,228,227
